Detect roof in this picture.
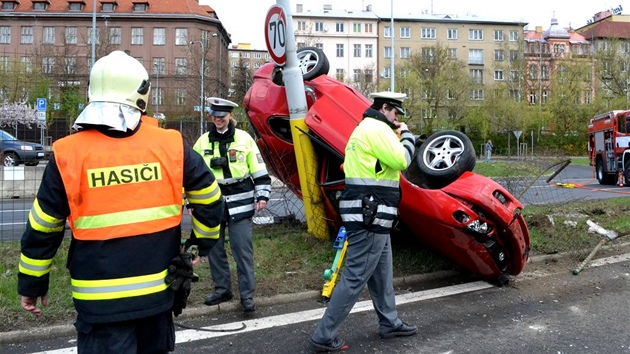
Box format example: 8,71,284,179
5,0,217,17
579,21,630,40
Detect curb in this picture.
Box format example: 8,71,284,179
2,247,629,345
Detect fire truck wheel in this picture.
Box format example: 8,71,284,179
625,165,630,186
596,160,616,185
404,130,476,189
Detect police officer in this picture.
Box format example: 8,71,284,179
18,51,225,353
193,97,272,313
310,92,418,352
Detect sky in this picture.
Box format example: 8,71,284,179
203,0,627,50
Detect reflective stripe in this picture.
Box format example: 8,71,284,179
341,213,363,222
378,205,398,215
229,203,255,215
18,254,53,277
345,178,399,188
251,169,269,179
218,174,251,186
373,218,394,228
73,204,181,230
186,180,221,205
28,199,65,233
71,269,169,300
192,216,220,239
225,190,255,203
254,184,271,199
339,200,361,208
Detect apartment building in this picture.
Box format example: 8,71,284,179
0,0,230,123
226,43,272,100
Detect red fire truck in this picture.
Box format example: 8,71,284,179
587,110,630,185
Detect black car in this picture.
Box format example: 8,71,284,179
1,129,45,166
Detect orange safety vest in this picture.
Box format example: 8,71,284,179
53,124,184,240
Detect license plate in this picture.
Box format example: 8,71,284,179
37,152,44,157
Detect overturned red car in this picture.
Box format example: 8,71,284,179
243,48,530,285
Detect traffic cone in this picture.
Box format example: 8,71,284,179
618,171,625,187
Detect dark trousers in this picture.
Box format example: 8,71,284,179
75,310,175,354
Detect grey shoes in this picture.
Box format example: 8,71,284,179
379,321,418,339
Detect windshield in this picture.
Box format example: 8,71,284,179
0,130,17,141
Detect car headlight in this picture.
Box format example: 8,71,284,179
20,145,34,151
466,219,490,234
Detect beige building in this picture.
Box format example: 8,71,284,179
226,44,272,99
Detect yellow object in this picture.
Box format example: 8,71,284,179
556,182,575,188
321,228,348,301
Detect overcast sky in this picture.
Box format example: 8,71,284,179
202,0,626,50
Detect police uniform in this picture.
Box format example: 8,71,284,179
311,92,417,350
193,97,272,312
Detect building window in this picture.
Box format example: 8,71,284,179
400,27,410,38
353,44,361,57
469,29,483,40
21,56,32,73
529,65,537,79
494,30,504,41
175,88,186,106
470,69,483,84
175,58,188,76
133,3,148,12
109,27,121,45
335,22,344,33
468,49,483,65
153,57,165,75
21,27,33,45
364,23,373,33
297,21,306,31
32,1,47,11
64,57,77,75
447,48,457,59
510,50,519,62
509,30,519,41
353,69,361,82
254,52,262,59
42,57,54,74
335,68,344,81
529,91,537,104
365,44,373,58
131,28,144,45
447,28,458,40
421,28,436,39
65,27,77,45
102,3,115,11
470,89,484,100
422,47,435,62
400,47,410,59
43,26,55,45
336,44,344,57
87,28,100,44
315,22,324,32
154,28,166,46
384,26,392,38
353,23,361,33
242,52,250,59
384,46,392,59
315,43,323,50
175,28,188,45
2,1,17,10
68,2,83,11
0,26,10,44
494,70,504,81
383,67,391,78
494,49,504,61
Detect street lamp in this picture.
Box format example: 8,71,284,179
212,33,221,97
153,62,160,114
191,38,207,136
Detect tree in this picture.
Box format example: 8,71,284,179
0,101,39,129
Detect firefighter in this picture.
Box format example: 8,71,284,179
310,91,417,352
18,50,225,353
193,97,271,313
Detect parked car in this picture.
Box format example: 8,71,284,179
0,129,45,167
243,47,530,285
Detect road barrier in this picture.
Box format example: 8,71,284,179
0,166,44,199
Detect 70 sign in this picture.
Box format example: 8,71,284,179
264,5,287,66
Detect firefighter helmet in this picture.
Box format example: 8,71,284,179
88,51,151,112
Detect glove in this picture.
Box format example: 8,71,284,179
210,157,228,168
165,252,194,317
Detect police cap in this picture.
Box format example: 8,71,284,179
368,91,407,115
207,97,238,117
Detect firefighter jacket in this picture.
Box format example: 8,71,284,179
193,122,271,222
18,122,225,324
339,108,415,234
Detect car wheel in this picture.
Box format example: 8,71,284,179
404,131,476,189
297,47,329,81
3,152,18,167
596,160,615,185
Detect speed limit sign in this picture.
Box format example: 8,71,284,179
264,5,287,65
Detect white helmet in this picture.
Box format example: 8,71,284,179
88,50,150,112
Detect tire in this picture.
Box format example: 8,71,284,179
404,131,476,189
3,152,18,167
297,47,329,81
625,164,630,186
596,160,615,185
